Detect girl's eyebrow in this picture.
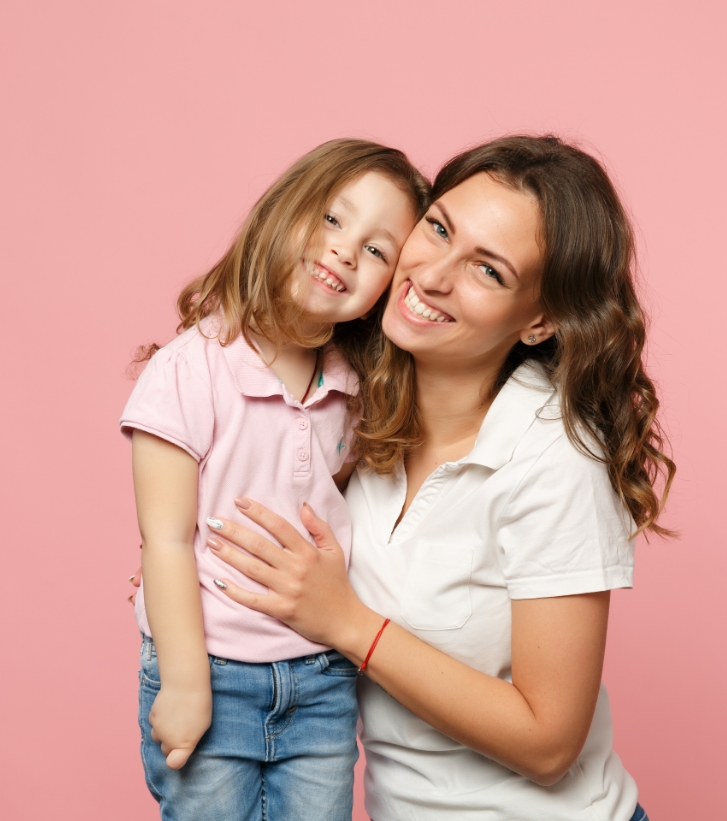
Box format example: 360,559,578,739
434,202,519,280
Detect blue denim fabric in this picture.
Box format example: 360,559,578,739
630,804,649,821
139,636,359,821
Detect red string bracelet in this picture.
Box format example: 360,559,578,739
358,618,391,675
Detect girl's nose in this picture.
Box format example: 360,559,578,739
331,241,356,267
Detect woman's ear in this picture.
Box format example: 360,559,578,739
520,314,556,346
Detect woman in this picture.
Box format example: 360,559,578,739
170,137,672,820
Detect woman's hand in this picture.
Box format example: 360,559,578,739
128,564,141,604
208,499,369,649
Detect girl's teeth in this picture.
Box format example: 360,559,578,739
313,268,344,291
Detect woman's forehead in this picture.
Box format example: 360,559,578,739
435,173,542,277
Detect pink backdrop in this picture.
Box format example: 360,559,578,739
2,1,725,818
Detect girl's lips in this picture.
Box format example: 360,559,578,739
398,280,454,325
310,262,347,293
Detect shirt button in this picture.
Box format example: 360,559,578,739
298,419,308,430
298,450,309,461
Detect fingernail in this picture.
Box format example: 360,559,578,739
235,497,251,510
303,502,317,516
128,575,135,583
206,517,224,530
207,538,222,551
213,579,227,590
127,595,134,604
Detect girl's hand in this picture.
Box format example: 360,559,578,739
148,685,212,770
207,499,366,649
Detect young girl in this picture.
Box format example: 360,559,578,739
120,139,428,821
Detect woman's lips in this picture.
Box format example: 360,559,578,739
310,262,346,293
399,280,454,324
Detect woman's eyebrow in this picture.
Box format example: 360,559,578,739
436,202,519,280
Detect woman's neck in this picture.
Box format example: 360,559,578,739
414,357,502,455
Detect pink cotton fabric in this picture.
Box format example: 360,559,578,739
120,319,358,663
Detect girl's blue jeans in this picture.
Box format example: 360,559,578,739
631,805,649,821
138,636,359,821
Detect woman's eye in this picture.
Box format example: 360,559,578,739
425,216,448,240
365,245,387,262
479,263,503,285
325,213,340,227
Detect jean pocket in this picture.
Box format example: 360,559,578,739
139,639,161,690
401,543,474,631
320,651,359,677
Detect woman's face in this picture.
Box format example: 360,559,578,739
382,172,553,369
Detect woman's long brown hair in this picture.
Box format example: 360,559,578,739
356,136,675,537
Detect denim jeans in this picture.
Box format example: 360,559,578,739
139,636,359,821
630,805,649,821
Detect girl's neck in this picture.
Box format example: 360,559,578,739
251,331,320,404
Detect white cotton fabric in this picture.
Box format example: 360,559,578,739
347,363,639,821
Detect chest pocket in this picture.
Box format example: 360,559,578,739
400,542,474,631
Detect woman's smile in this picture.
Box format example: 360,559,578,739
399,279,454,324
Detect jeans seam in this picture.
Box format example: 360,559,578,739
261,766,268,821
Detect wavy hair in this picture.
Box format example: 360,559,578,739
356,136,675,537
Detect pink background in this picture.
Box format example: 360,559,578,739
2,2,725,818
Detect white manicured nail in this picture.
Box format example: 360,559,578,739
206,517,224,530
213,579,227,590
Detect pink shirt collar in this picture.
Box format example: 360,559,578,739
219,331,359,402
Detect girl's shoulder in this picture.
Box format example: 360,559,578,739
152,316,227,375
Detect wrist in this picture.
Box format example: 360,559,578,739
333,603,389,668
158,656,211,693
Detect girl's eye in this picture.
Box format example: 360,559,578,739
364,244,387,262
325,213,340,227
478,263,504,285
425,216,448,240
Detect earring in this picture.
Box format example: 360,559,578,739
527,335,536,344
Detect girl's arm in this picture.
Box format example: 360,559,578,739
132,430,211,770
207,499,608,786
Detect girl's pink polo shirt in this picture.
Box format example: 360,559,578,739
120,320,358,663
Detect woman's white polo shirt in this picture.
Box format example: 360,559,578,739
347,363,638,821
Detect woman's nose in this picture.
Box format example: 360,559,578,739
416,255,454,293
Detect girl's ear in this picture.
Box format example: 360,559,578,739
520,314,556,346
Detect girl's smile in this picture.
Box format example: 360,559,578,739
307,261,347,293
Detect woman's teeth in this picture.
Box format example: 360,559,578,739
312,267,345,292
404,284,450,322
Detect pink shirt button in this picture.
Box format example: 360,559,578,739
298,419,308,430
298,449,309,461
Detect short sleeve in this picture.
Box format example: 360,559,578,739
120,347,214,462
498,432,635,599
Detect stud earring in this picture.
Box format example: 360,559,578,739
528,335,536,344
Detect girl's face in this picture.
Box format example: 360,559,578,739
382,172,554,369
292,171,417,324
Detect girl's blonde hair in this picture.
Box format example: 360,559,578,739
355,136,675,537
174,139,429,353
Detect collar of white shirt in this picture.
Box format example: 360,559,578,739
464,362,558,471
